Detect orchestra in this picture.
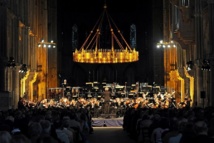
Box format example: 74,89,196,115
19,82,190,118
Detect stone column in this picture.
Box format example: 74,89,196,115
208,0,214,106
13,67,20,109
195,0,203,107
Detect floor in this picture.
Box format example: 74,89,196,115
87,127,136,143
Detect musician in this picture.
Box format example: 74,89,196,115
142,91,148,100
18,97,26,110
184,96,192,109
70,99,77,107
157,91,164,101
134,82,140,97
163,98,170,108
168,96,177,108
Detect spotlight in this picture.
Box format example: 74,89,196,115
19,64,28,73
201,59,211,71
186,61,194,71
38,39,56,48
7,57,16,68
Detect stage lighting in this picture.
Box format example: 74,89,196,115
19,64,28,73
7,57,16,68
201,59,211,71
186,61,194,71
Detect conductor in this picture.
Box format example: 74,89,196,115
104,87,111,102
103,87,111,114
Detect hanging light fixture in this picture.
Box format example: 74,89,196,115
7,57,16,68
73,4,139,64
19,64,28,73
201,59,211,71
186,61,194,71
38,39,56,48
156,40,177,48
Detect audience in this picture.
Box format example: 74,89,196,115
124,106,214,143
0,99,214,143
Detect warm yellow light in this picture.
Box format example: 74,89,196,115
72,4,139,64
73,49,138,64
38,40,57,48
156,40,177,49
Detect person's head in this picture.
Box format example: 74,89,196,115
39,120,51,134
159,117,170,129
105,87,109,91
37,134,58,143
10,134,30,143
0,131,11,143
28,122,42,138
193,120,208,135
178,118,188,132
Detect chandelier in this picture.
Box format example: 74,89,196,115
73,4,139,64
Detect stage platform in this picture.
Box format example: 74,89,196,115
92,115,123,127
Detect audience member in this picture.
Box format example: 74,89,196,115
151,117,169,143
0,131,11,143
191,120,214,143
27,122,42,143
10,134,31,143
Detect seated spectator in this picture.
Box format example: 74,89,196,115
162,117,179,143
0,131,11,143
27,122,42,143
54,120,70,143
208,117,214,138
36,134,58,143
10,134,31,143
39,119,52,135
191,120,214,143
62,117,74,143
137,114,153,143
151,117,169,143
168,118,188,143
79,111,90,143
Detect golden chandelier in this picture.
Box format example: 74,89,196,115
73,4,139,64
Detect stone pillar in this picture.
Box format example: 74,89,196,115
195,0,203,107
208,0,214,106
13,67,20,109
